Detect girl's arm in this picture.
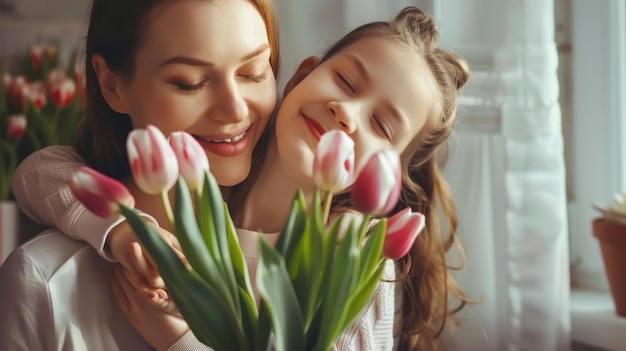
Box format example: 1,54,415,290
12,145,167,292
12,145,122,259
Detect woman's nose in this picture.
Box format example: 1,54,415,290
210,80,249,123
327,100,357,134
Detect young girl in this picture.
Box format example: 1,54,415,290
116,6,470,351
11,0,280,290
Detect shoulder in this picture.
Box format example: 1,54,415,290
1,229,100,281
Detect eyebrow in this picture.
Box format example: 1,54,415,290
160,43,271,67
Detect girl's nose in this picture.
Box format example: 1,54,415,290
327,100,357,134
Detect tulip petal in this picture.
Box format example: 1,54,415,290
127,125,179,194
313,130,355,193
69,166,135,218
169,131,209,191
383,210,425,259
351,149,401,216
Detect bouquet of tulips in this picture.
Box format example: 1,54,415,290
1,43,85,200
69,125,425,351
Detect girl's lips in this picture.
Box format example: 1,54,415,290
303,115,326,141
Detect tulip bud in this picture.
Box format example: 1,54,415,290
45,44,57,61
27,82,47,109
382,208,425,259
127,124,179,194
30,44,43,72
313,130,355,193
69,166,135,218
351,149,401,216
46,68,67,91
7,114,27,140
50,79,76,108
169,131,209,191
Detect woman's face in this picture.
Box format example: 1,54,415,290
275,37,439,178
116,0,277,186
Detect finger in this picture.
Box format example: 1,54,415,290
129,242,167,292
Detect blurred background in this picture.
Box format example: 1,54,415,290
1,0,624,350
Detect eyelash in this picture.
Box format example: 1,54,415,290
373,115,392,141
243,73,267,83
175,81,205,93
337,72,355,94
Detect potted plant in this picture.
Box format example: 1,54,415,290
592,194,626,317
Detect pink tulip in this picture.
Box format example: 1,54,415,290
46,68,67,91
382,208,425,259
69,166,135,218
30,44,43,72
313,130,355,192
7,114,27,140
127,125,179,194
351,149,401,216
27,84,47,110
50,79,76,108
169,131,209,191
45,45,57,61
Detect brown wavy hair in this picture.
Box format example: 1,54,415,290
76,0,280,180
323,7,472,350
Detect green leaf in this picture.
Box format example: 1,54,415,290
291,189,325,328
339,261,386,335
172,178,240,316
315,227,360,351
275,190,308,260
203,172,239,302
120,205,246,351
357,219,386,283
257,237,306,351
196,173,222,264
255,303,272,351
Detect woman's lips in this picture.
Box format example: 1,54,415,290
193,130,249,157
303,116,326,141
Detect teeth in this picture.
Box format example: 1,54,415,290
205,132,245,143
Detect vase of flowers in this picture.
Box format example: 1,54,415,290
592,194,626,317
69,125,425,350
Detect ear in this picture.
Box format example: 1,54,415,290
283,56,320,96
92,54,129,114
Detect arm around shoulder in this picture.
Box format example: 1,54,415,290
11,145,128,258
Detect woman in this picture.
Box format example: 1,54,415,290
0,0,279,350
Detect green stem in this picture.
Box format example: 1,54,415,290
161,191,175,229
357,214,372,247
322,191,333,225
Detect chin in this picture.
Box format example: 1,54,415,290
212,167,250,187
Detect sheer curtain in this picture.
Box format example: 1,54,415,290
274,1,570,350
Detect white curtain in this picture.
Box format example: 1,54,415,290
274,1,570,350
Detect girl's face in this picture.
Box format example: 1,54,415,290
116,0,276,185
275,38,439,178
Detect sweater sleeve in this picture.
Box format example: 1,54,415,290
166,330,212,351
12,146,132,260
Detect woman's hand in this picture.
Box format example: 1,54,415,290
112,265,189,350
106,221,179,302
